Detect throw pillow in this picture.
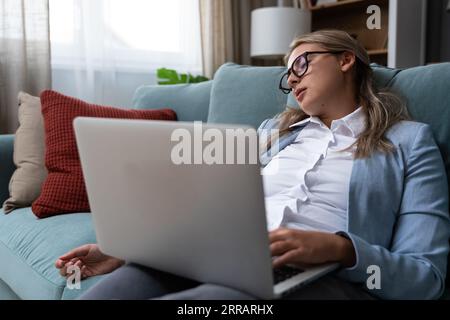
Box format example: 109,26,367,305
32,90,177,218
2,92,47,213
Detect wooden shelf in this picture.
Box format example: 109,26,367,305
367,49,388,56
310,0,365,11
307,0,426,68
310,0,389,65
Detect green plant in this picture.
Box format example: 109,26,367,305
156,68,209,85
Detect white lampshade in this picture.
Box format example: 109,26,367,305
250,7,311,59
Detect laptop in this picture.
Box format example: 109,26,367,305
73,117,339,299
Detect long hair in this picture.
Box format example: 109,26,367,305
268,29,409,158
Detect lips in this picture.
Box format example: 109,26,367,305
295,87,307,101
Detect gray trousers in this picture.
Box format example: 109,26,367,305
79,263,375,300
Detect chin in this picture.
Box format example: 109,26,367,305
299,98,323,116
299,102,315,116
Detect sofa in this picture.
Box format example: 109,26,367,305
0,62,449,300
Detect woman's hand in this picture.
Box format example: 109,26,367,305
269,228,356,269
55,244,125,279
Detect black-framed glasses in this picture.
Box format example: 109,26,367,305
279,50,346,94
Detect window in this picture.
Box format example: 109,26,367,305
49,0,203,73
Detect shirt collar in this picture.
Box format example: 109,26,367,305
289,106,366,138
289,117,311,128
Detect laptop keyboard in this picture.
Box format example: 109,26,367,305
273,265,304,284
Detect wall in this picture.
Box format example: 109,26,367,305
426,0,450,63
440,0,450,61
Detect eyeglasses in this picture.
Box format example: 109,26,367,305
279,50,346,94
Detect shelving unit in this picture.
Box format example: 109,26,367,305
307,0,427,68
367,48,388,55
309,0,389,65
310,0,367,11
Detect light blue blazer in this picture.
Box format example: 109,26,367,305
258,118,450,299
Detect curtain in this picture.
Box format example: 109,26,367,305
199,0,277,79
50,0,203,107
0,0,51,134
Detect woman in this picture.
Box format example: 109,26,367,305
56,30,449,300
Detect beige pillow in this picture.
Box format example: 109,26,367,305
2,92,47,213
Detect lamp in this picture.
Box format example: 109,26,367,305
250,6,311,59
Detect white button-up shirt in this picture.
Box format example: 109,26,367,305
262,106,366,232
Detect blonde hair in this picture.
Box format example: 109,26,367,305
268,29,409,158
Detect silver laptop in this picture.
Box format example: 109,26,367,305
73,117,338,299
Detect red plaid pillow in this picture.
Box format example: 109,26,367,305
32,90,177,218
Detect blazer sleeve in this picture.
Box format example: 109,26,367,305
337,124,450,299
257,118,273,135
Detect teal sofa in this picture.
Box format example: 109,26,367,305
0,62,449,299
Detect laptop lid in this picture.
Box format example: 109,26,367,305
74,117,276,299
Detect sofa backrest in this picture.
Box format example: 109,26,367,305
372,63,450,196
206,63,287,128
133,80,213,122
133,63,288,128
132,62,450,196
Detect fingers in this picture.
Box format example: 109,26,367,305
269,228,303,244
57,245,90,262
55,257,79,270
272,249,304,269
56,245,91,276
81,265,95,279
270,240,296,257
75,260,84,273
59,262,70,277
55,259,65,269
58,259,84,278
269,229,303,269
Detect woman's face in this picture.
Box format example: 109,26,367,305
287,43,354,118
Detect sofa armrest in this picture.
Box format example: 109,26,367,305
0,135,15,205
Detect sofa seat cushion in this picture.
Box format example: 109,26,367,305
0,207,105,299
0,278,20,300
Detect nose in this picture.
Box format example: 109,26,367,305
287,72,300,89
